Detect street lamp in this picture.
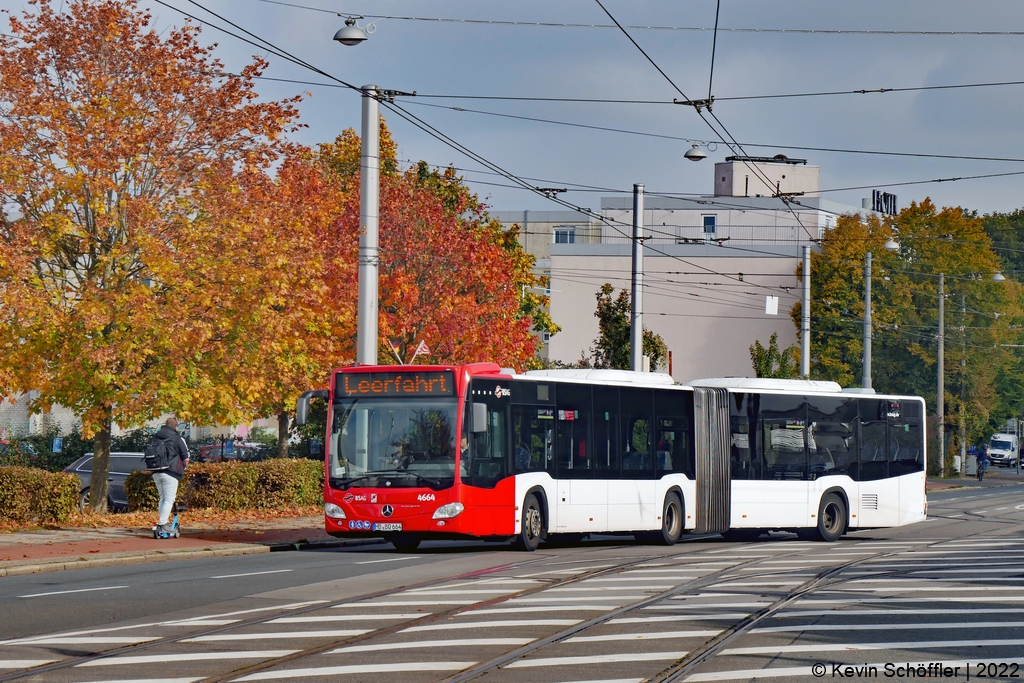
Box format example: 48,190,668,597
862,238,900,389
334,17,368,46
684,144,708,162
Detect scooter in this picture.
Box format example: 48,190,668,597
152,514,181,539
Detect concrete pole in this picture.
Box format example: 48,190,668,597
959,292,966,475
938,273,945,477
356,85,380,366
862,251,872,389
801,245,811,377
630,184,645,372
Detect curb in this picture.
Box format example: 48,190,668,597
0,537,386,578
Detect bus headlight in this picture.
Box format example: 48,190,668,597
324,503,346,519
432,502,465,519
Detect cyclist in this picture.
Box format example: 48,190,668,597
977,444,991,481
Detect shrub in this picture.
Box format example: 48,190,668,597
124,459,324,512
0,466,80,523
124,470,160,512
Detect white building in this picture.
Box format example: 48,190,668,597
499,156,879,382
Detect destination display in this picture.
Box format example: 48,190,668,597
336,370,455,397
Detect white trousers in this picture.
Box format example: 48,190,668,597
152,472,179,525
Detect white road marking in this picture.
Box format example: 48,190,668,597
459,605,615,615
402,619,580,632
648,602,772,610
0,660,58,669
547,585,676,592
507,596,643,603
611,613,751,624
329,637,532,653
353,556,420,565
778,607,1024,617
400,589,512,595
507,651,688,668
19,585,128,598
78,652,298,667
12,637,160,645
709,581,804,587
82,680,202,683
579,575,697,582
210,570,293,579
797,596,1024,605
551,680,642,683
566,629,719,643
724,637,1024,655
752,620,1024,634
235,661,477,681
336,600,476,606
818,585,1024,593
183,630,369,642
269,614,421,623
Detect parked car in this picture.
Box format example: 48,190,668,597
197,442,270,462
64,452,147,512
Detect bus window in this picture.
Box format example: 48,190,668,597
858,399,888,481
655,388,694,477
730,393,760,480
889,411,924,476
807,396,858,479
512,405,553,474
555,383,592,478
761,394,807,480
592,385,620,479
620,388,654,479
464,380,510,488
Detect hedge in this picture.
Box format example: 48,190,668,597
125,459,324,512
0,466,80,523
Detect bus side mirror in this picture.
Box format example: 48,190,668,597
296,390,329,426
472,402,488,433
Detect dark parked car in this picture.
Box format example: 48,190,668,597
64,452,147,512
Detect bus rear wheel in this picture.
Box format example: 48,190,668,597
658,492,684,545
387,533,421,552
515,493,544,552
801,493,847,542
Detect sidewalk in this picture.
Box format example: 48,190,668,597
927,467,1024,491
0,515,379,577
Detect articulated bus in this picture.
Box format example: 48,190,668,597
295,363,926,551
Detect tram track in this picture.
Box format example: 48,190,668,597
0,534,718,682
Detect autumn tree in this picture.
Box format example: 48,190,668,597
797,200,1024,464
749,332,799,379
0,0,302,509
589,283,668,370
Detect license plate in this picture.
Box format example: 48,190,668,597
373,523,402,531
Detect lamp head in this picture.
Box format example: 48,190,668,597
993,271,1006,282
883,238,899,252
684,144,707,162
334,18,368,46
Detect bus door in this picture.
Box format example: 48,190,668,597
554,382,605,532
889,400,925,524
758,393,809,528
857,398,899,527
616,387,657,530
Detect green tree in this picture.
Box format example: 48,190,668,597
749,332,799,378
800,200,1024,466
590,283,668,370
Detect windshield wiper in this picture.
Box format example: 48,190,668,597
335,469,443,489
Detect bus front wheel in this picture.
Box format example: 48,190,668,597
387,533,421,552
516,494,544,552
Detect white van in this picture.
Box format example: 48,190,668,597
988,433,1019,467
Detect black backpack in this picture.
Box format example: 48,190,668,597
144,434,175,471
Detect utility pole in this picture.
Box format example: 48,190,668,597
938,273,945,477
960,292,966,476
630,183,645,373
801,245,811,377
356,85,380,366
862,252,872,389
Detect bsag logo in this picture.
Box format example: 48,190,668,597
370,494,378,503
343,493,366,503
494,385,510,398
381,504,394,518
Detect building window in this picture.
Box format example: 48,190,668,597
554,227,576,244
702,215,717,235
542,331,551,343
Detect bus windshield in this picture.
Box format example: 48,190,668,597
329,398,458,490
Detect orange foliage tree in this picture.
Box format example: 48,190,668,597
0,0,303,509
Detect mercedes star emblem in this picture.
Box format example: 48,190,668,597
381,504,394,518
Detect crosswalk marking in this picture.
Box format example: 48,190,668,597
565,629,719,643
506,651,688,668
723,637,1024,655
234,661,478,680
77,652,298,667
183,630,369,642
402,619,580,632
328,637,533,653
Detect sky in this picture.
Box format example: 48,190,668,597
7,0,1024,215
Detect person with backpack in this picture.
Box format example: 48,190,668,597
146,417,190,536
977,444,991,482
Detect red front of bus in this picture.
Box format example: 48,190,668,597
321,364,517,541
